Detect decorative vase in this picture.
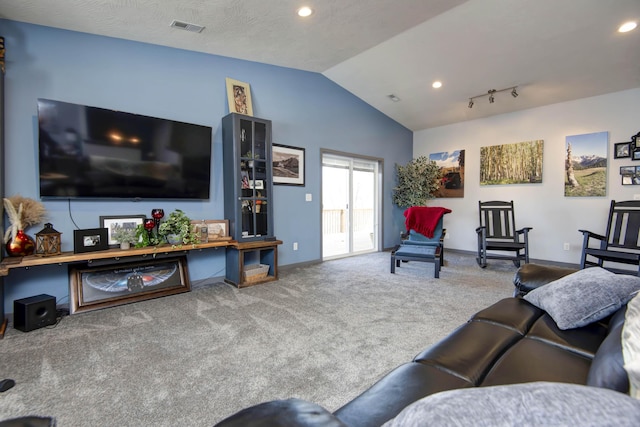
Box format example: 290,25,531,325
6,229,36,257
166,234,182,245
120,242,131,250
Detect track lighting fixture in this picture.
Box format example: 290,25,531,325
467,86,519,108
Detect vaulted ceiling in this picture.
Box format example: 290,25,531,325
1,0,639,131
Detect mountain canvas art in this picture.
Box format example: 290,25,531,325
565,131,608,197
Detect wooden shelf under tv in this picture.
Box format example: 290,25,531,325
0,239,233,276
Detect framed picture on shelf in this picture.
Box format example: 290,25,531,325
614,142,631,159
68,256,190,314
190,220,230,241
73,228,109,253
249,179,264,190
622,175,634,185
272,144,305,186
100,215,146,247
225,77,253,116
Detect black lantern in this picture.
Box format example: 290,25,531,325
35,223,62,257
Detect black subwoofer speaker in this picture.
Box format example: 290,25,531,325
13,294,57,332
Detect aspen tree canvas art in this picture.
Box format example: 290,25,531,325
480,140,543,185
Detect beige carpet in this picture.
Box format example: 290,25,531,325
0,251,519,426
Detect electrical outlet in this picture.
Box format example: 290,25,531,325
445,233,450,239
293,242,298,250
634,194,640,200
305,193,312,202
563,243,570,251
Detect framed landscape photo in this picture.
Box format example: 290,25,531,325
73,228,108,253
69,256,190,314
100,215,146,247
225,77,253,116
614,142,631,159
272,144,305,186
620,166,636,175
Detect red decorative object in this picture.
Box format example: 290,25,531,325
144,218,156,231
6,229,36,257
151,208,164,220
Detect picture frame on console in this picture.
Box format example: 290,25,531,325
68,256,190,314
190,219,230,240
73,228,108,254
100,215,146,247
272,144,305,186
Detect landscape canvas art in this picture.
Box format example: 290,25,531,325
565,131,608,197
480,140,543,185
429,149,465,198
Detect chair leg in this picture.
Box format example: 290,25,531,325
434,258,440,279
390,253,396,273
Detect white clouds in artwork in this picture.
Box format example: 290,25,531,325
429,150,460,168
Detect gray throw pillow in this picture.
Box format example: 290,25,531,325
382,382,640,427
523,267,640,330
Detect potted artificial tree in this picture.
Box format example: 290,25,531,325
392,156,441,208
112,227,138,250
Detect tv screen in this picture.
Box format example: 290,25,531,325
37,98,212,200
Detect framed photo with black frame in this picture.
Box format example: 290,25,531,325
73,228,108,253
272,143,305,186
68,256,190,314
620,166,635,175
614,142,631,159
100,215,146,247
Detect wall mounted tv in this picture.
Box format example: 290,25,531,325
37,98,212,200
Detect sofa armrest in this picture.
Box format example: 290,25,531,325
214,398,347,427
0,417,56,427
513,264,578,297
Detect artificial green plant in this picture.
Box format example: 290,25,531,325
392,156,441,208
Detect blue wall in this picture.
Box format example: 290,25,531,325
1,20,413,313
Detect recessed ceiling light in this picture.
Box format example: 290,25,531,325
297,7,313,17
619,21,637,32
432,81,442,89
388,94,400,102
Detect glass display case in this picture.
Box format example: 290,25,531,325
222,113,274,242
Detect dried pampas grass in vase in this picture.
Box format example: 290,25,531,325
3,195,47,244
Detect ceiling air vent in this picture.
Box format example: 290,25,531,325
170,20,205,33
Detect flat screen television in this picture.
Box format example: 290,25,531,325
37,98,212,200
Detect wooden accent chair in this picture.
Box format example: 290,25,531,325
579,200,640,275
476,200,532,268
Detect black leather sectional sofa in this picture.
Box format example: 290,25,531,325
215,264,631,427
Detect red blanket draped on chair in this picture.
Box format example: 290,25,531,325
404,206,452,238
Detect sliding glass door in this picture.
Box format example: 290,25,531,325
322,152,380,259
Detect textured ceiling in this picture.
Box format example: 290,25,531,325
1,0,639,131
